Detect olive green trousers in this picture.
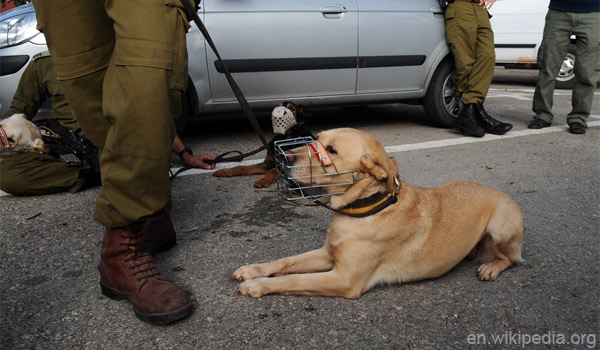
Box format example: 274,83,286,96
532,9,600,127
444,1,495,105
0,153,86,195
33,0,189,227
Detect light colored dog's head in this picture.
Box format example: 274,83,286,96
0,113,45,155
286,128,399,209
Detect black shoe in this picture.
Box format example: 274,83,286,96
453,104,485,138
568,123,586,135
475,104,513,135
528,119,551,129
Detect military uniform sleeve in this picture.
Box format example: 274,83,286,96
2,57,47,120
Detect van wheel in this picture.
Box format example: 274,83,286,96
555,44,576,89
423,58,460,128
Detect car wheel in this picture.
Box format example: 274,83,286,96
423,58,460,128
175,76,200,134
555,44,576,90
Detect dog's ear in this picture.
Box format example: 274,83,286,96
360,154,399,193
296,104,311,123
360,155,388,181
32,138,46,153
282,102,298,118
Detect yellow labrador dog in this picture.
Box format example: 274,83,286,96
0,113,45,154
233,128,524,299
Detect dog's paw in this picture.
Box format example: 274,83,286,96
236,279,268,298
213,169,233,178
477,262,500,281
232,264,268,281
253,178,273,188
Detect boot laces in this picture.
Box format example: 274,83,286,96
120,232,161,282
478,105,500,126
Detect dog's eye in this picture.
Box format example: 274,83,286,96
325,146,337,155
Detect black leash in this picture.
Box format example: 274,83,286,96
181,0,272,159
170,144,266,180
204,144,266,165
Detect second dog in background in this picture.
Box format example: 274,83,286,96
213,102,314,188
0,113,45,155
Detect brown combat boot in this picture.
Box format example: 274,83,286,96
99,226,193,324
140,210,177,255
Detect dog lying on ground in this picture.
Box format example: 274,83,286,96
213,102,313,188
232,127,524,298
0,113,45,155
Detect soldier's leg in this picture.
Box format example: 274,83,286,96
445,3,485,137
466,5,495,104
0,153,86,195
532,10,573,124
95,0,192,325
567,11,600,128
469,7,512,135
32,0,112,149
94,0,188,227
445,2,478,102
33,0,193,324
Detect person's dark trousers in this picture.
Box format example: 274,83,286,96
532,9,600,129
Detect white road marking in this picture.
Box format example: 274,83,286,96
385,119,600,154
1,115,598,197
487,87,599,101
171,116,600,177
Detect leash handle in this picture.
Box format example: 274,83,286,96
181,0,273,157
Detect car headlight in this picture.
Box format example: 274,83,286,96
0,11,39,49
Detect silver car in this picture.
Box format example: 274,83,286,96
0,1,458,127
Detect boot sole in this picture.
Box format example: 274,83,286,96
452,123,485,138
484,124,513,135
134,303,193,325
100,280,193,324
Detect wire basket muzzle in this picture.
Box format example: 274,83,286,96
274,137,357,206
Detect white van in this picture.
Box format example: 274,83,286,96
491,0,576,89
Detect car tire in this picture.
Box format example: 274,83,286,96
175,76,200,134
555,44,576,90
423,58,459,128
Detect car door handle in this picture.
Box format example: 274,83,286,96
320,5,347,14
320,5,347,18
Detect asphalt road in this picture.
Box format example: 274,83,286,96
1,70,599,349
